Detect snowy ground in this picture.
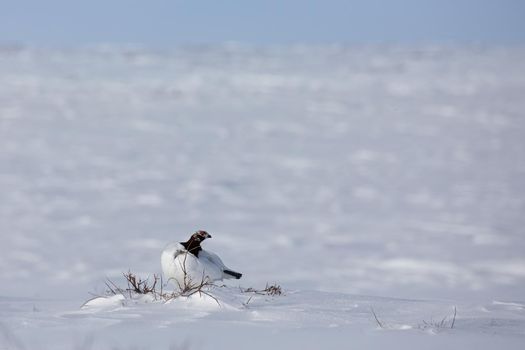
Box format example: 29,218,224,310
1,45,525,348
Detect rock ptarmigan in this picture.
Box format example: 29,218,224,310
161,230,242,288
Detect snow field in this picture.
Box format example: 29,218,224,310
1,45,525,348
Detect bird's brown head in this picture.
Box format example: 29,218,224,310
191,230,212,242
181,230,211,257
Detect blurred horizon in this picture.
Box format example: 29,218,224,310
1,0,525,49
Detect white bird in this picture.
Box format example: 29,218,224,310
161,230,242,289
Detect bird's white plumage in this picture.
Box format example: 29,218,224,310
161,241,239,288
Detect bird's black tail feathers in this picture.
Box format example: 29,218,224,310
224,270,242,279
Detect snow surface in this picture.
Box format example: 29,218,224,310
1,45,525,348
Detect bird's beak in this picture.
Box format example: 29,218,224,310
207,233,212,238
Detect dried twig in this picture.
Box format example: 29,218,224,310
242,296,254,308
104,278,124,296
88,250,230,306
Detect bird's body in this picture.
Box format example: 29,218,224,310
161,231,242,288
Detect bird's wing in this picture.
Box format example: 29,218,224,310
198,249,228,270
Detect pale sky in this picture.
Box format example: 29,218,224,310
1,0,524,47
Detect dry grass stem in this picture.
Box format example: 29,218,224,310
241,283,282,296
418,306,458,331
370,307,385,329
